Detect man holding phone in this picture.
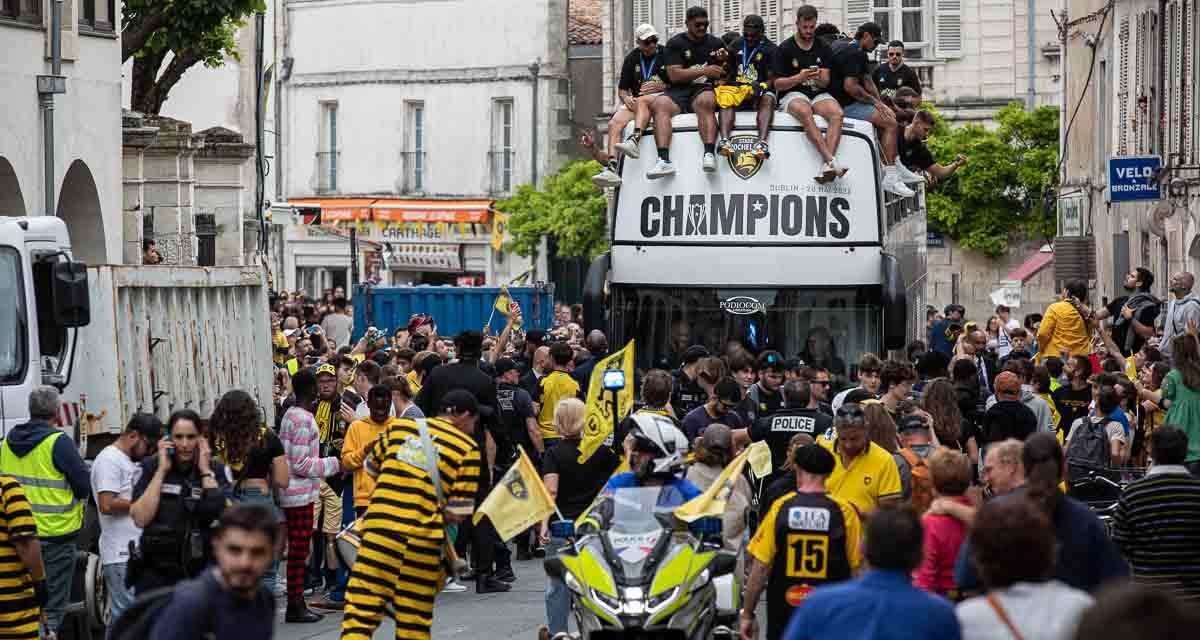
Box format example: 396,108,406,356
771,5,844,182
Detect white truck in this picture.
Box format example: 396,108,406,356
582,112,927,381
0,215,274,636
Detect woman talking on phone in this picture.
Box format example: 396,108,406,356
128,409,231,593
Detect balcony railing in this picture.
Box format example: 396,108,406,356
399,151,426,194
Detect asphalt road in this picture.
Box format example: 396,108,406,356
275,558,551,640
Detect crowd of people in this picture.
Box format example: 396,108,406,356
587,6,967,201
2,265,1200,640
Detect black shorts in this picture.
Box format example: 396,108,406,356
667,85,715,114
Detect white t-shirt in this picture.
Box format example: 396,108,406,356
996,318,1022,357
90,445,143,566
956,580,1093,640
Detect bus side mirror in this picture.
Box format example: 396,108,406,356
47,260,90,328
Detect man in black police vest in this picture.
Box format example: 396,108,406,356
741,444,862,640
735,380,832,493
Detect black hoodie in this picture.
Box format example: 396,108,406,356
1,420,91,540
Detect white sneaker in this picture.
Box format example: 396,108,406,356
832,159,849,178
883,167,916,197
702,152,717,172
591,168,622,188
614,138,640,159
647,158,676,179
817,161,837,182
896,162,925,183
442,579,468,593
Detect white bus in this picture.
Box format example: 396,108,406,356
582,112,926,383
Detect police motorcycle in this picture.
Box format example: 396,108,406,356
544,414,740,640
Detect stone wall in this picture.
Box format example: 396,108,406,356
926,235,1059,326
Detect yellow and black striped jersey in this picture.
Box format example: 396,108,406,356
0,475,38,638
364,417,481,539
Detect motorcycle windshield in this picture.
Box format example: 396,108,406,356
604,486,686,582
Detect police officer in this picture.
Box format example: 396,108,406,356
741,444,862,640
493,357,541,561
740,350,787,422
129,409,231,593
671,346,710,418
737,380,833,492
0,386,90,636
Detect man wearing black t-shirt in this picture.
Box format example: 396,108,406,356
828,22,913,197
1095,268,1160,357
771,5,845,182
646,6,727,179
873,40,923,100
592,23,671,188
897,110,967,185
716,15,777,161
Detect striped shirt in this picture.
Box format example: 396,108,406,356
363,417,480,540
1111,466,1200,600
0,475,39,638
278,405,341,508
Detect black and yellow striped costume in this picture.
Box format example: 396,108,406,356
341,417,480,640
0,476,39,640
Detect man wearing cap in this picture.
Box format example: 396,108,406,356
341,389,483,639
592,24,670,188
980,372,1038,452
716,15,778,162
741,350,787,422
91,413,162,626
828,21,915,198
820,403,902,515
672,345,711,418
928,304,965,357
681,377,748,442
894,414,937,505
311,363,355,598
742,444,862,640
493,356,542,561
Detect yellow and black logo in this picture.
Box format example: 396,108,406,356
506,477,529,501
726,134,763,180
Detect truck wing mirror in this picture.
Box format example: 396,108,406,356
40,259,90,328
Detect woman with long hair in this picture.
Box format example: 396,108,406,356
862,400,899,454
922,378,967,452
208,390,289,591
1138,335,1200,468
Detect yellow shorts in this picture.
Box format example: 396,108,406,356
312,481,343,536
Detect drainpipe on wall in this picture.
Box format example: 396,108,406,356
1027,0,1038,109
39,0,66,217
529,58,541,281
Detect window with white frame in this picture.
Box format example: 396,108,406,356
404,101,425,193
873,0,929,59
491,99,515,194
79,0,114,32
318,102,338,193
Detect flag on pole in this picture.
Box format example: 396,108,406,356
472,448,557,541
747,440,773,479
490,212,510,251
675,442,770,522
578,341,636,464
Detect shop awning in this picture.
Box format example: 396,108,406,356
285,198,492,224
1003,247,1055,283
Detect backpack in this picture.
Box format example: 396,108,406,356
109,581,215,640
898,448,934,515
1065,417,1112,480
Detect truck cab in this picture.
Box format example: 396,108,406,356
584,112,925,381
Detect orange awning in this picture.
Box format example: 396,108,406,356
287,198,492,224
371,199,492,223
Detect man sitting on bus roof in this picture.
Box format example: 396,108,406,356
771,5,845,183
642,6,727,179
715,15,777,163
899,110,968,187
827,22,915,198
592,23,671,189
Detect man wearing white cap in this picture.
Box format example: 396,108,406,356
592,23,670,188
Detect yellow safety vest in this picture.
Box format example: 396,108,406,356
0,431,83,537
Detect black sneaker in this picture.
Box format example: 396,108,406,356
494,567,517,583
532,546,546,559
476,575,512,594
285,601,324,623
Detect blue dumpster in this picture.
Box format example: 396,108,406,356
352,286,555,342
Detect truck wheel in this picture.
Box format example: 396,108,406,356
84,552,110,632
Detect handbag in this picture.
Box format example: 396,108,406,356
986,593,1026,640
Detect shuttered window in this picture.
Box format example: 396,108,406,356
665,0,687,38
934,0,962,58
762,0,781,41
845,0,872,36
1118,16,1130,155
632,0,652,28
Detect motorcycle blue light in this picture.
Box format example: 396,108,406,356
690,517,723,537
550,519,576,539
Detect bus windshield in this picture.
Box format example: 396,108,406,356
610,286,882,386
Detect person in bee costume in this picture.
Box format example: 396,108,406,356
340,389,482,640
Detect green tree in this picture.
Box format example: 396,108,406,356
495,160,609,260
123,0,266,115
925,103,1059,257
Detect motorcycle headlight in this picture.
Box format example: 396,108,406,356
563,572,583,594
591,587,621,610
647,586,678,610
689,569,710,593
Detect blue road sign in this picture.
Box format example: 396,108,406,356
1108,156,1162,203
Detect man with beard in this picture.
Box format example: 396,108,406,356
151,505,279,639
736,380,832,493
741,350,787,422
309,364,354,598
1096,268,1159,358
716,15,778,162
819,403,902,515
771,5,844,182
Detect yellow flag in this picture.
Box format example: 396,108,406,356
473,448,557,541
674,441,769,522
747,440,773,479
494,286,512,316
490,212,510,251
578,341,636,464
